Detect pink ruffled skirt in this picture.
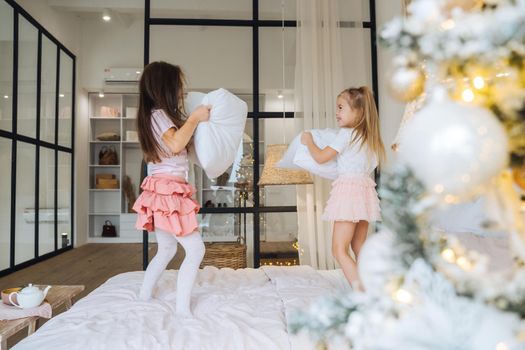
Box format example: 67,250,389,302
132,174,200,236
322,174,381,223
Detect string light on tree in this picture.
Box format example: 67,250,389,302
461,88,475,103
496,342,508,350
441,248,456,263
473,76,485,90
393,288,413,304
440,18,455,30
456,256,473,271
434,184,444,194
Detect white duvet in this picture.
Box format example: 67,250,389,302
15,266,349,350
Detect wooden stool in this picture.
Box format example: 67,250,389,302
0,285,84,350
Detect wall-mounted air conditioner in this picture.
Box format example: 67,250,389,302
23,208,70,223
104,67,142,85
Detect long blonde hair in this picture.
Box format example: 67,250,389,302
339,86,386,167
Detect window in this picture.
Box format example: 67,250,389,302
0,0,75,276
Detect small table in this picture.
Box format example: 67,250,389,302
0,285,84,350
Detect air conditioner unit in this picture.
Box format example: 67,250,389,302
104,67,142,85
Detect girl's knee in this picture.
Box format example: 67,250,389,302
157,244,177,261
185,238,205,261
331,245,338,258
195,240,205,260
332,246,347,262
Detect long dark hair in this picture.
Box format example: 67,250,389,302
137,61,187,163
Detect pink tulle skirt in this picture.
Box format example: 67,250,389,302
322,174,381,223
132,174,200,236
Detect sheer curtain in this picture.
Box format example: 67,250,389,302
294,0,344,269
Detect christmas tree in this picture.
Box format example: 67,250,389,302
291,1,525,348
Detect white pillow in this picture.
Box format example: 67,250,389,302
293,128,339,180
185,92,206,168
187,88,248,179
185,91,206,116
275,134,302,169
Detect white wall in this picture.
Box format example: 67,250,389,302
79,18,143,91
16,0,80,55
76,17,143,246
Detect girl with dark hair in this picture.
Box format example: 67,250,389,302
133,61,210,317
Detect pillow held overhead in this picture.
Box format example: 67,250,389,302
186,89,248,179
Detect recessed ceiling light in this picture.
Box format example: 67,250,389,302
102,9,111,22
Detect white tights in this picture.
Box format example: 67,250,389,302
139,228,205,316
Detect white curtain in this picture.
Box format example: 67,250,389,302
294,0,345,270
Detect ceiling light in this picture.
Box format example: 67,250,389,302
102,9,111,22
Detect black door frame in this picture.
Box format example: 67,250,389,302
142,0,379,269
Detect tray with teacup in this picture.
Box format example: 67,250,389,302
1,284,51,309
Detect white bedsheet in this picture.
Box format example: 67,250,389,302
14,266,348,350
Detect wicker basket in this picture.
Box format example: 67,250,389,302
201,240,247,269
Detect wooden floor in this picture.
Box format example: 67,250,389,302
0,244,184,299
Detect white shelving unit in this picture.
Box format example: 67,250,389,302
87,92,258,244
87,92,150,243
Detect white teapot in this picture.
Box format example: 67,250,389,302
9,284,51,309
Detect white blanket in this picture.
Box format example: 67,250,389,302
15,266,348,350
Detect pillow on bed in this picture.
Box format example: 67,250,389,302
293,128,339,180
187,88,248,179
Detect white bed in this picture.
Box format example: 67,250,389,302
14,266,350,350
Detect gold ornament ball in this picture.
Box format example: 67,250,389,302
388,66,425,102
520,63,525,86
513,165,525,191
